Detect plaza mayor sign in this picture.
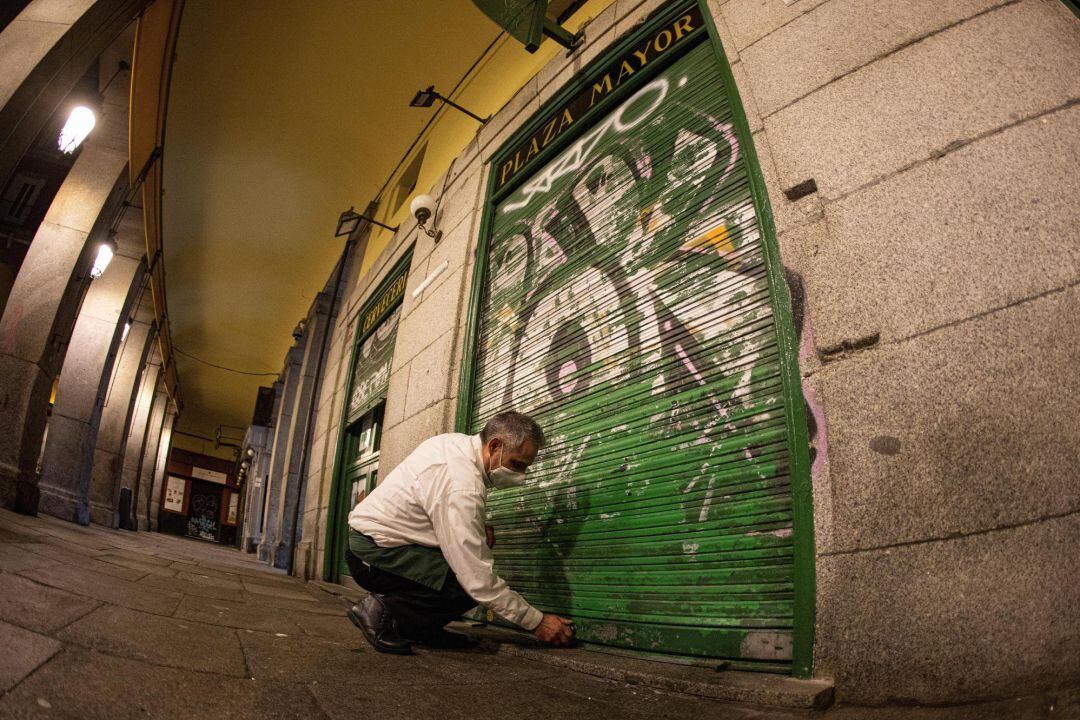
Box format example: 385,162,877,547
495,3,704,193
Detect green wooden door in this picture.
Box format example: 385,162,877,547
467,38,806,670
333,405,383,583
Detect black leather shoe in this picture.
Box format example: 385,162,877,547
347,595,412,655
415,629,480,650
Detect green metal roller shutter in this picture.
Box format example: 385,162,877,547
467,38,802,670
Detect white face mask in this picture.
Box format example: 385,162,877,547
488,446,527,489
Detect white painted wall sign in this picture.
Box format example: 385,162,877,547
191,466,228,484
164,476,186,512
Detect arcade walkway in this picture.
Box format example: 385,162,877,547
0,508,1072,719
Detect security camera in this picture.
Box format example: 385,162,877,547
410,194,436,225
410,194,442,242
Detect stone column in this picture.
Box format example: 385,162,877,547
257,347,303,563
116,352,161,528
134,388,169,530
273,292,331,570
241,424,270,553
248,381,283,552
147,408,175,532
36,251,147,523
0,67,131,512
87,295,157,527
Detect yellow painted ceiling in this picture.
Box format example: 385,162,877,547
163,1,612,439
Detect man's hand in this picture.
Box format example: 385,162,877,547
485,524,496,549
533,613,575,646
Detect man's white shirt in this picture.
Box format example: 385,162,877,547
348,432,543,630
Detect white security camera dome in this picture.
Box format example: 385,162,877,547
410,194,436,224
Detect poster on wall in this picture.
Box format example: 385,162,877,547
163,476,186,513
226,492,238,525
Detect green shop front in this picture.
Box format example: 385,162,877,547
457,2,815,675
325,251,411,585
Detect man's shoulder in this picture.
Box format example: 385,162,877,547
413,433,484,492
412,433,477,462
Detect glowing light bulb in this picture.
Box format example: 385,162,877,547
121,320,131,342
90,239,116,279
57,106,96,154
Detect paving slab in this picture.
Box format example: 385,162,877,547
242,579,318,601
0,572,100,634
293,613,357,642
175,569,244,590
173,595,304,635
18,564,181,616
95,555,178,577
0,620,61,693
14,543,149,581
530,671,812,719
0,524,43,544
237,629,398,685
135,572,246,601
239,592,351,617
0,543,59,572
95,548,175,567
0,647,325,720
165,560,254,579
55,605,248,677
309,677,663,720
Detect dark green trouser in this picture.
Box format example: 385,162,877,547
346,531,475,640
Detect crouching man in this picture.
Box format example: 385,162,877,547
345,410,575,654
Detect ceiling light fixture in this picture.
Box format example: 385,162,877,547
90,235,118,279
58,105,96,154
409,85,489,125
335,206,398,237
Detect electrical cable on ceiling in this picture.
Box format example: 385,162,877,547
173,346,279,377
375,31,504,204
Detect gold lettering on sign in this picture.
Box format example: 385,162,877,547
590,75,614,108
653,28,673,53
496,7,703,191
362,272,407,334
673,14,695,40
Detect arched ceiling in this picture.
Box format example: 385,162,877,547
163,1,511,438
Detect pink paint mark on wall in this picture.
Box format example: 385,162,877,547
798,315,828,481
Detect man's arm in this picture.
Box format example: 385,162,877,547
430,484,544,631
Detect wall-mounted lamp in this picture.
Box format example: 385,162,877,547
409,194,442,243
90,235,117,279
335,206,398,237
58,105,97,154
409,85,489,125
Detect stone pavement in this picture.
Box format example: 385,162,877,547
0,508,1075,720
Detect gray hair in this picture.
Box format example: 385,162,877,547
480,410,546,450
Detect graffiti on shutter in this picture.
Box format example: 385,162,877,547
471,40,796,665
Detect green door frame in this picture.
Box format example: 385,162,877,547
322,247,413,583
453,0,817,677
